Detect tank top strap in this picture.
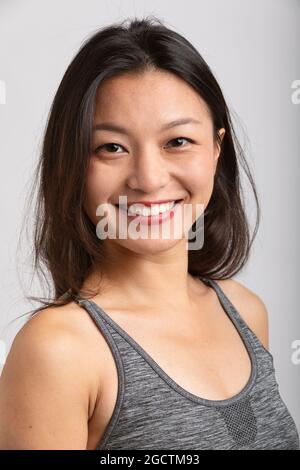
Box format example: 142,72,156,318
72,293,130,350
200,277,249,328
199,276,274,360
73,294,112,328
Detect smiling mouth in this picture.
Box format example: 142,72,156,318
114,199,183,212
112,199,184,223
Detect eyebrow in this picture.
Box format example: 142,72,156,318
92,117,202,134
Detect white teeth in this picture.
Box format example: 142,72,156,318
127,200,176,217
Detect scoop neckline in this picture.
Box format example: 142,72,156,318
80,276,258,407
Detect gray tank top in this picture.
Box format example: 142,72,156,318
73,276,299,450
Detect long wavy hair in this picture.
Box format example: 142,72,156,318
17,15,260,320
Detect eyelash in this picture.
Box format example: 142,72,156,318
93,137,195,155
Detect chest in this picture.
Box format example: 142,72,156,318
86,302,252,449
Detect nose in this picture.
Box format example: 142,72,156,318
126,146,170,193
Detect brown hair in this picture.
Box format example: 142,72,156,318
17,15,260,320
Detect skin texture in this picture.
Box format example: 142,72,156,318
0,70,269,449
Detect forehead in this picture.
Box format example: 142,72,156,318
93,70,211,125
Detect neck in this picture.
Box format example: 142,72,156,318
82,239,206,309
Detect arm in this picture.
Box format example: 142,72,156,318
0,313,91,449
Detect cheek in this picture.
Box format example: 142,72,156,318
83,158,118,222
181,152,215,198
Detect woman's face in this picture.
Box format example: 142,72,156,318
84,69,225,255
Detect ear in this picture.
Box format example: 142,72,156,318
214,127,225,170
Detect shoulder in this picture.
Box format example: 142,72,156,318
214,278,270,351
11,301,102,399
0,302,100,449
8,301,96,373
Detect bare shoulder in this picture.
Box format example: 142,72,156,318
7,301,101,377
214,278,270,351
0,301,101,449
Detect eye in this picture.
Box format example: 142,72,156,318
93,136,195,155
94,142,125,154
165,137,194,148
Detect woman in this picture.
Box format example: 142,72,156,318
0,16,298,450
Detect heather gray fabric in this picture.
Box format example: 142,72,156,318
73,277,300,450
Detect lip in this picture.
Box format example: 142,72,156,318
115,199,184,226
114,198,184,207
128,199,180,206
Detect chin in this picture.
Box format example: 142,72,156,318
115,236,185,255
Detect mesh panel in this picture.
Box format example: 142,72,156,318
217,398,257,447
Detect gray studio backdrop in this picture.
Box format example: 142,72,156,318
0,0,299,434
